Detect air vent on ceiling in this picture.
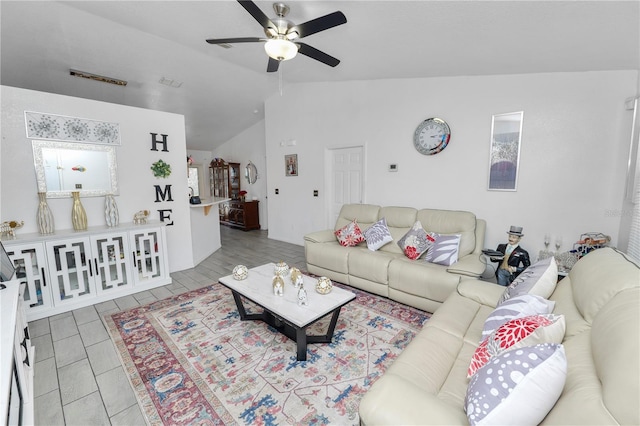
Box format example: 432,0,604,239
70,69,127,86
159,77,183,88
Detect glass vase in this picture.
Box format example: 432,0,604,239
104,194,119,227
36,192,55,234
71,191,88,231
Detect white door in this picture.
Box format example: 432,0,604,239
329,146,364,224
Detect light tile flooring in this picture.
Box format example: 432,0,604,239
30,226,306,425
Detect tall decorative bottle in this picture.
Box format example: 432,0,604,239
71,191,88,231
104,194,119,227
36,192,55,234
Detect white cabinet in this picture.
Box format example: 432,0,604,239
130,227,167,285
4,222,171,321
4,242,53,316
1,280,35,425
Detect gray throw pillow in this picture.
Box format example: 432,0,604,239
363,217,393,251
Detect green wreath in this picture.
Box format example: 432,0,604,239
151,159,171,178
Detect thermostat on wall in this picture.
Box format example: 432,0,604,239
388,164,398,172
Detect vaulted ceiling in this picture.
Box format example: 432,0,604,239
1,1,638,150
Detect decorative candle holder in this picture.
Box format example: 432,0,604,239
274,261,289,277
232,265,249,280
316,276,333,295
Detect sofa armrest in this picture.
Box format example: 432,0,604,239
456,279,504,308
359,374,467,425
447,253,485,277
304,230,336,244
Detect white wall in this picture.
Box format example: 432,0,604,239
1,86,194,272
213,120,268,229
265,70,639,257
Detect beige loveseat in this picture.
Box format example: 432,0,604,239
359,247,640,425
304,204,486,312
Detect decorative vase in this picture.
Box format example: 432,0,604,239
104,194,119,227
71,191,87,231
36,192,55,234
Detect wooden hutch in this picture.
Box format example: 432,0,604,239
210,159,260,231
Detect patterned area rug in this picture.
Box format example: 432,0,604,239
104,281,430,425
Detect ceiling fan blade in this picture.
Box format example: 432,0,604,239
206,37,264,44
237,0,276,31
267,57,280,73
297,43,340,67
290,11,346,39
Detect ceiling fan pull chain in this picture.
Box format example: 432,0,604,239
279,65,283,96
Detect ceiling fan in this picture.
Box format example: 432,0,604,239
206,0,347,73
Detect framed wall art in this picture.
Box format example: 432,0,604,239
488,111,524,191
285,154,298,176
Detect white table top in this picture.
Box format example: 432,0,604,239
219,263,355,328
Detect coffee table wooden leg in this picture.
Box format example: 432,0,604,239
296,327,308,361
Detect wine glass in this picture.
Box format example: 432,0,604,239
555,236,562,252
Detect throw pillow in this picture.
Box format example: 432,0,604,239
334,219,365,247
498,256,558,304
481,294,556,341
363,217,393,251
424,233,461,266
465,343,567,425
467,314,566,378
397,221,436,260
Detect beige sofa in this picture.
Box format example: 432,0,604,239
304,204,486,313
359,247,640,425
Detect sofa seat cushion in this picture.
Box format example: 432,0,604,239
348,248,398,284
388,257,461,302
359,283,501,425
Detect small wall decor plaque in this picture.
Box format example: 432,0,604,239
285,154,298,176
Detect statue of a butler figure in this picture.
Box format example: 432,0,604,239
491,226,531,286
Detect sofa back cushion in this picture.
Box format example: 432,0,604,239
335,204,380,232
417,209,477,257
378,206,418,254
568,248,640,324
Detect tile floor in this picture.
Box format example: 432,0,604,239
30,226,306,425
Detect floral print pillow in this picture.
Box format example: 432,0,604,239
397,221,437,260
467,314,566,378
334,220,365,247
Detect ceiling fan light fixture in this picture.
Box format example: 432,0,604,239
264,38,298,61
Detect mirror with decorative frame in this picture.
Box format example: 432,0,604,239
245,161,258,185
32,140,118,198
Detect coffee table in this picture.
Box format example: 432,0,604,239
218,263,355,361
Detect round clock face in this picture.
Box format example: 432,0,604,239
413,118,451,155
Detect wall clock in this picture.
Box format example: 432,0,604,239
413,118,451,155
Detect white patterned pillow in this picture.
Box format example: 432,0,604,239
424,234,461,266
499,256,558,304
481,294,555,341
363,217,393,251
465,343,567,425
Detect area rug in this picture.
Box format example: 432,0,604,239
104,281,430,425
